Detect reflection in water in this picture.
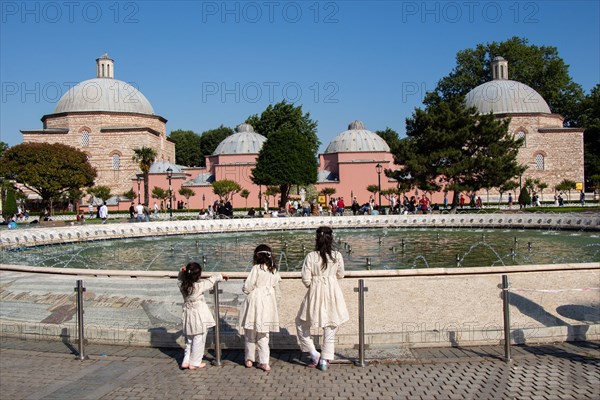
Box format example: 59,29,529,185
1,228,599,272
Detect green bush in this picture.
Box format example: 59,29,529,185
2,189,17,217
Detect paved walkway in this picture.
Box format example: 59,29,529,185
1,338,598,400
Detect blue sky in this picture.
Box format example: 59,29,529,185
1,0,599,153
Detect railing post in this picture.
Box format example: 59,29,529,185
354,279,369,367
74,280,88,361
501,274,512,362
211,281,223,366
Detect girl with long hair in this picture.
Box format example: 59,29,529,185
238,244,281,371
296,226,349,371
178,262,227,370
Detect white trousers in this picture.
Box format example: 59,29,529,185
182,332,207,367
295,317,338,361
244,329,270,364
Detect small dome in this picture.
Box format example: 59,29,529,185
213,124,266,155
465,80,551,115
149,161,184,174
325,121,390,154
54,78,155,115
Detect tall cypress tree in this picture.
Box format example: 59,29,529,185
252,129,317,208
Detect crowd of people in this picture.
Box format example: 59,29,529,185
197,199,234,219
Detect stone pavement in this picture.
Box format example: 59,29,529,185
0,338,598,400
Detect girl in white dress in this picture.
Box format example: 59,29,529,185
296,226,349,371
238,244,281,371
178,262,227,370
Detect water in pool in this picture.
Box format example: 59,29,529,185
2,228,599,272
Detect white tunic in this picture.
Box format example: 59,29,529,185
179,273,223,336
238,264,281,333
296,251,349,328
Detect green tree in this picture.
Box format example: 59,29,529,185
0,178,15,215
246,100,320,155
431,36,585,126
579,85,600,187
169,129,203,167
200,125,234,164
67,187,85,211
0,143,96,212
87,186,112,203
535,181,549,204
518,186,531,208
265,186,280,208
366,184,379,199
240,189,250,210
396,96,526,212
498,180,519,206
381,188,400,205
252,129,318,208
132,147,157,206
122,189,137,202
2,188,17,218
0,141,8,156
589,174,600,193
178,187,196,206
212,180,241,202
152,187,170,208
555,179,577,202
319,187,336,205
375,127,401,154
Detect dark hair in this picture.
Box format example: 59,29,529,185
253,244,276,273
315,226,335,270
181,261,202,297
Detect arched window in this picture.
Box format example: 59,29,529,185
515,130,526,147
535,154,545,170
112,154,121,170
81,130,90,147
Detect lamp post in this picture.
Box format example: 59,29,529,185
166,167,173,219
202,194,205,209
376,163,382,207
136,175,142,203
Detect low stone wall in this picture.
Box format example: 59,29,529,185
1,263,598,349
2,213,599,250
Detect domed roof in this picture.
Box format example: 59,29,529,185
54,78,155,115
465,57,550,115
465,80,551,115
324,121,390,154
149,160,184,174
213,124,267,155
53,54,155,115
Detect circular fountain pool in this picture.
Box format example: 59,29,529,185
2,227,598,272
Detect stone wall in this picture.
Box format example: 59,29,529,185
508,114,584,191
0,264,597,349
23,112,175,197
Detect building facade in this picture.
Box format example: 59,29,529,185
465,57,585,196
19,55,584,211
21,54,175,203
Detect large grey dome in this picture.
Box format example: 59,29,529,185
53,55,155,115
213,124,267,155
54,78,155,115
325,121,390,154
466,80,551,115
